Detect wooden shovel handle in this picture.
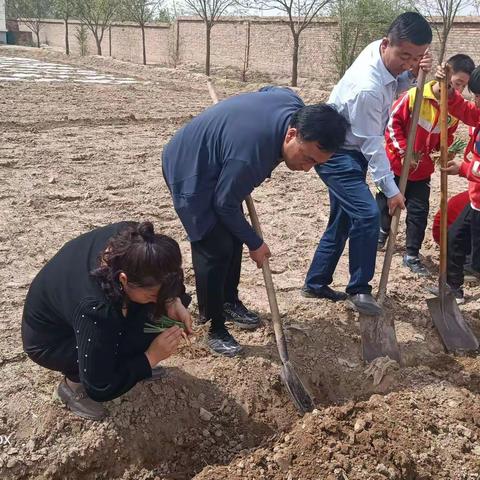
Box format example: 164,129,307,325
245,196,289,363
439,65,451,297
377,69,426,305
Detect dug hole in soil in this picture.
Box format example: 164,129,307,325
1,46,480,480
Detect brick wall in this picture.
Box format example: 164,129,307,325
12,19,170,64
8,16,480,81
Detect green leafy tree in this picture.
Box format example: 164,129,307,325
121,0,164,64
75,0,118,55
331,0,406,79
75,22,89,55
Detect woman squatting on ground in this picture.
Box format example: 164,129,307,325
22,221,192,420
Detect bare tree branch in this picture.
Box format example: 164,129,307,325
243,0,333,85
413,0,472,62
121,0,165,64
182,0,237,75
75,0,118,56
8,0,50,47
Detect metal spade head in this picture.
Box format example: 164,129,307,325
279,361,314,414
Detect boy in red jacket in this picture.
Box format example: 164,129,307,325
442,67,480,303
377,54,475,277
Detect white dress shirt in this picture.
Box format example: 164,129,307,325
328,40,414,198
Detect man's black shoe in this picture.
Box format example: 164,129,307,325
427,284,465,305
301,285,347,301
346,293,382,316
464,264,480,283
223,301,260,330
377,230,389,251
403,256,430,277
205,329,243,357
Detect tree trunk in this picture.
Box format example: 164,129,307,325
94,33,102,56
291,33,299,87
205,23,211,77
35,27,40,48
438,38,446,64
242,20,250,82
141,24,146,65
65,18,70,55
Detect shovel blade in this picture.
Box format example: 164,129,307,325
426,293,479,353
279,361,314,414
358,313,401,363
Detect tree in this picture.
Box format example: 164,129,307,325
7,0,51,47
52,0,74,55
75,0,118,56
413,0,471,63
75,22,89,55
331,0,406,78
121,0,164,65
183,0,237,76
249,0,333,86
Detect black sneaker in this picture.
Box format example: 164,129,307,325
206,329,243,357
451,287,465,305
427,284,465,305
403,256,430,277
377,230,389,251
301,285,347,301
464,264,480,283
223,301,260,330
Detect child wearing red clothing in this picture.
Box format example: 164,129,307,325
431,190,470,244
377,54,475,277
442,67,480,302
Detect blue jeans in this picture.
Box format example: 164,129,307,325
305,150,380,295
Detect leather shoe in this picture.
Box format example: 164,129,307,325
346,293,382,316
301,285,347,301
56,378,107,421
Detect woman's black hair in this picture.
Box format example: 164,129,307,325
90,221,184,314
469,67,480,95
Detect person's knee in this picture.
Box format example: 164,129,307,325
352,204,380,231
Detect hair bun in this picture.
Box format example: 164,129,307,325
138,221,155,241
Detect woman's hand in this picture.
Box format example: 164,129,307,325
166,297,193,335
145,326,183,367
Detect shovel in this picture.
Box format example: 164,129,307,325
426,67,479,353
206,80,314,413
359,70,427,363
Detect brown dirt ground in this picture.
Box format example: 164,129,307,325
1,46,480,480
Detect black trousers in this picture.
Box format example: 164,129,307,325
191,222,242,332
22,295,192,384
376,176,430,257
22,320,157,384
447,203,480,289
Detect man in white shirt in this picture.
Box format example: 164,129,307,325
303,12,432,315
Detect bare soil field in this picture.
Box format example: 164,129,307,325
1,46,480,480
